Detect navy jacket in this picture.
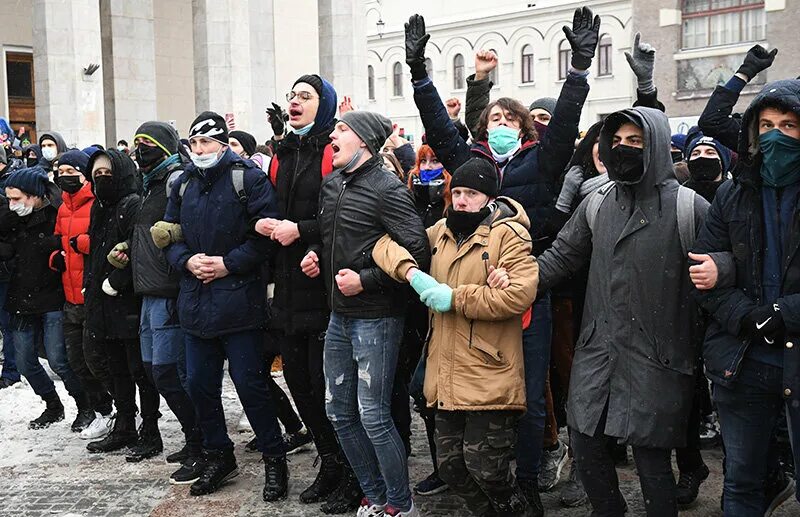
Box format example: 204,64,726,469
164,148,278,338
694,79,800,400
413,72,589,256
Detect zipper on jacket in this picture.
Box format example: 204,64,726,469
329,179,347,308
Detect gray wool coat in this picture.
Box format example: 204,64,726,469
537,107,710,449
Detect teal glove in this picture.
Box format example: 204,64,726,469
410,270,439,296
420,284,453,313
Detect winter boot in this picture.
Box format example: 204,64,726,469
300,453,342,503
262,455,289,502
71,393,96,432
29,391,65,429
125,418,164,462
190,448,239,496
320,462,363,514
492,489,535,517
517,478,544,517
87,413,138,453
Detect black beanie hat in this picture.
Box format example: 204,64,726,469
188,111,229,146
134,121,180,156
293,74,324,98
340,111,393,157
229,130,257,157
5,166,49,198
450,158,499,197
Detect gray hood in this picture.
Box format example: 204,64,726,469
38,131,67,153
598,107,675,197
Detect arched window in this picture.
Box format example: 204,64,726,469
558,39,570,80
597,35,612,76
367,65,375,100
453,53,465,90
424,58,433,77
521,44,534,84
489,49,499,85
392,62,403,97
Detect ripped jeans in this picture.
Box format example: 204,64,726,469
324,312,412,511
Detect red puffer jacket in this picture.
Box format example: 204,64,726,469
50,182,93,304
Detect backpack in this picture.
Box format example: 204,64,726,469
268,143,335,187
177,166,249,205
585,182,697,256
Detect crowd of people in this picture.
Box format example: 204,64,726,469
1,6,799,517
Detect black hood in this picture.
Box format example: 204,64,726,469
87,149,138,205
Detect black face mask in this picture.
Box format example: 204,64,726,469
26,157,38,168
57,175,83,195
135,144,164,170
446,206,491,237
412,180,446,207
93,175,115,202
671,150,684,164
688,156,722,182
607,144,645,185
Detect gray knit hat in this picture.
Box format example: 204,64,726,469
340,111,393,157
529,97,557,115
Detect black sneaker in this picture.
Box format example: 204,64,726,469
263,455,289,502
413,472,449,496
764,468,796,517
676,463,710,507
71,409,96,433
87,415,138,453
283,427,313,455
517,478,544,517
321,466,363,514
170,457,206,485
166,444,190,464
190,449,239,496
29,392,65,429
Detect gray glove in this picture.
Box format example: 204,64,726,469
556,165,585,213
624,32,655,94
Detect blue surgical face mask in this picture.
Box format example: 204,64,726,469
759,129,800,188
488,126,521,156
341,148,365,173
292,121,315,136
190,148,223,170
420,166,444,183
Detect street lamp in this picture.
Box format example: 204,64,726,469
366,7,385,38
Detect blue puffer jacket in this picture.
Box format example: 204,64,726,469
413,72,589,256
164,148,278,338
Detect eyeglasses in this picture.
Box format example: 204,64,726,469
286,91,317,103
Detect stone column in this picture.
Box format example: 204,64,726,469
100,0,158,145
318,0,368,105
192,0,276,144
32,0,105,147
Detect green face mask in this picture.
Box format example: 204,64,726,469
488,126,521,156
759,129,800,188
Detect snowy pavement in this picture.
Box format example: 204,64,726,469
1,366,799,516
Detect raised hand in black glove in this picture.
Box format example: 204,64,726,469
737,45,778,82
562,6,601,71
743,303,785,345
266,102,288,137
405,14,431,81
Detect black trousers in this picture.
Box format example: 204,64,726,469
571,408,678,517
63,303,112,414
675,369,709,473
262,344,302,435
281,331,339,456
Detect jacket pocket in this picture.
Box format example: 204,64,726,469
468,321,508,367
575,320,596,351
650,329,694,376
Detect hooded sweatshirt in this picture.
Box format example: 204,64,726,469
38,131,67,168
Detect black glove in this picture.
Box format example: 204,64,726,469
51,251,66,272
405,14,431,81
266,102,288,137
562,6,601,71
69,236,81,254
743,303,785,345
737,45,778,81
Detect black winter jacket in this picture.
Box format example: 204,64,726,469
698,83,743,152
84,150,141,340
694,80,800,401
314,156,430,318
130,160,183,299
0,201,63,315
271,124,334,334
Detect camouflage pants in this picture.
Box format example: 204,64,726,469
435,409,521,515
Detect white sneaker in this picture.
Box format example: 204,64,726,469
384,501,420,517
80,412,114,440
357,498,387,517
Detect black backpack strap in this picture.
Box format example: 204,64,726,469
231,167,248,205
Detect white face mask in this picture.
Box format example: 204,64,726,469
117,145,126,152
42,147,57,161
190,149,222,170
9,202,33,217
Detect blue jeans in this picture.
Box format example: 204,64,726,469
185,329,283,456
0,282,19,382
324,312,412,510
12,311,84,399
714,357,800,516
516,292,552,482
